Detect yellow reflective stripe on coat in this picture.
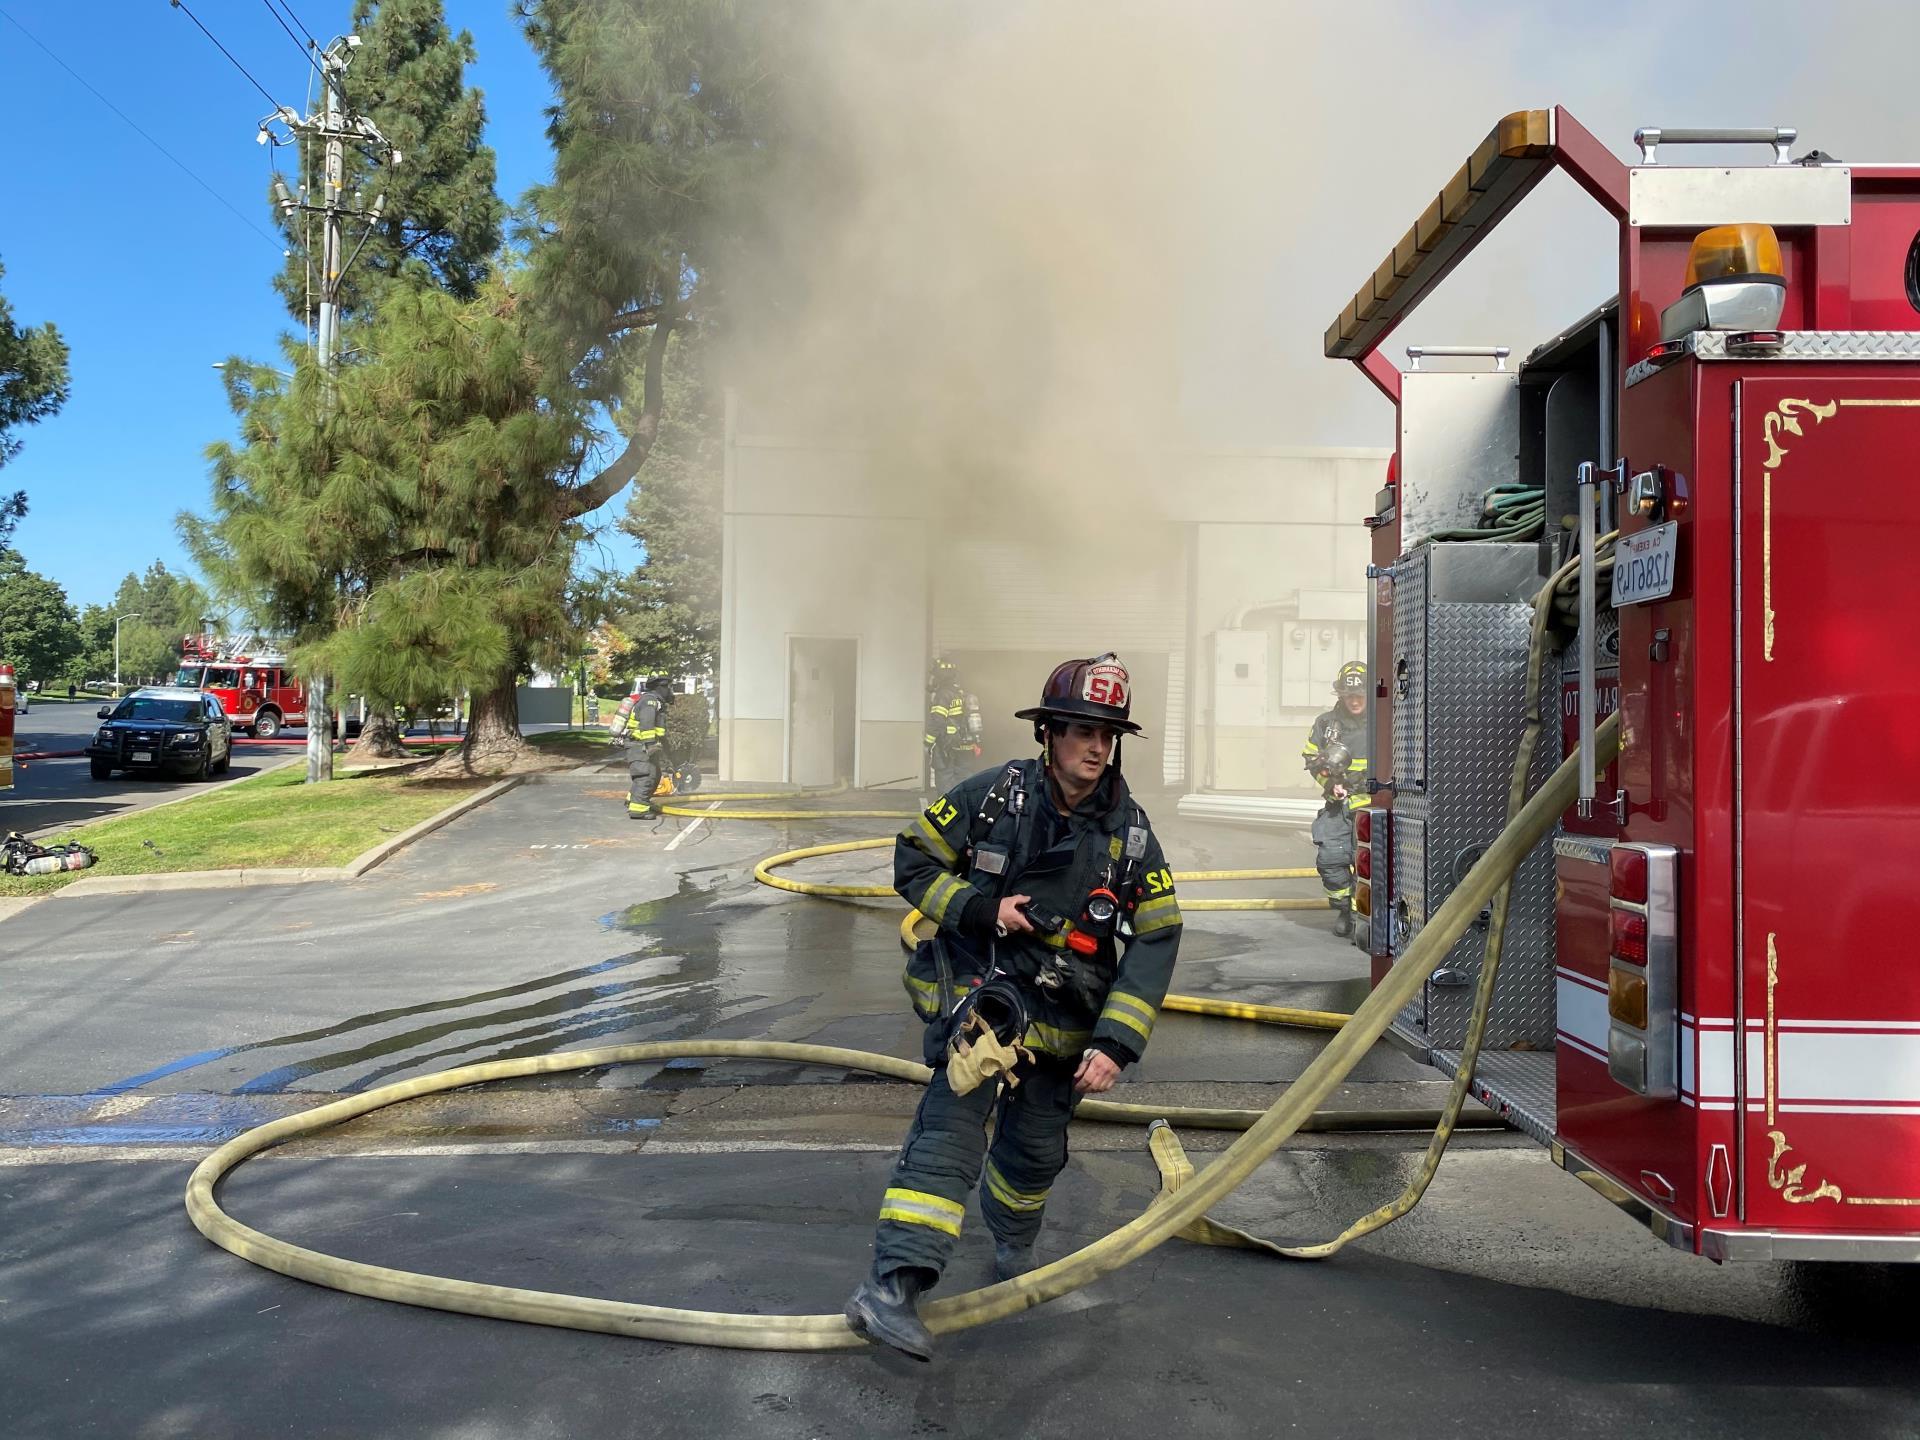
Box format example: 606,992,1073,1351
901,970,941,1015
1301,739,1321,755
983,1159,1049,1214
910,814,958,866
921,872,967,924
1101,991,1156,1041
1024,1020,1091,1057
878,1187,965,1236
1134,895,1183,935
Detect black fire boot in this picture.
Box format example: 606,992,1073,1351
1333,905,1355,938
992,1241,1037,1282
844,1264,935,1362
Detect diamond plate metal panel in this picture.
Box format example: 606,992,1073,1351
1430,1048,1557,1145
1385,543,1566,1052
1389,810,1426,1034
1419,601,1557,1048
1392,548,1427,787
1627,330,1920,388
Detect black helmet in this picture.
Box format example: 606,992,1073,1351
645,676,674,696
1335,661,1367,697
1014,652,1144,737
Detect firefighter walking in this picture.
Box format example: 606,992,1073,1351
845,653,1184,1361
610,677,672,819
924,657,979,795
1303,661,1370,936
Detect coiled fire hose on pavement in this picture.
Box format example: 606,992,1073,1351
184,711,1618,1350
757,838,1346,1029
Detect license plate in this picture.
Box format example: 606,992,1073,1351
1611,521,1679,607
131,750,153,763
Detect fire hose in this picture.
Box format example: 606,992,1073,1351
185,714,1618,1348
184,718,1617,1344
189,550,1616,1343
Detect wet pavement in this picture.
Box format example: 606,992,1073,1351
4,769,1920,1437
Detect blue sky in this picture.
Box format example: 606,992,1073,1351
8,0,1920,611
0,0,639,609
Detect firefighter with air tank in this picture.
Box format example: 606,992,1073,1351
924,656,981,796
1303,660,1369,936
609,677,673,819
845,652,1184,1361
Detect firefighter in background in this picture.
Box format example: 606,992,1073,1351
1303,660,1370,936
610,677,673,818
845,653,1183,1361
924,656,980,794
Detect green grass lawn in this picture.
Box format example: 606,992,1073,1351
528,728,612,749
0,765,487,896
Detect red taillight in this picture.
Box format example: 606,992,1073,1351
1610,908,1648,965
1355,809,1371,844
1610,846,1648,904
1356,847,1371,880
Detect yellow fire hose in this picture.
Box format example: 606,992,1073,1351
757,841,1345,1030
185,715,1616,1349
1170,542,1610,1261
893,910,1352,1032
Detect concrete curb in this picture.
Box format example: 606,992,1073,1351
342,776,524,877
47,776,524,900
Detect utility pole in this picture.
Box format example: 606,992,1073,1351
261,34,398,783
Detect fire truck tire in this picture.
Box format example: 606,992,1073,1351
89,759,112,781
253,709,281,740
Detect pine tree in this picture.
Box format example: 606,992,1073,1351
291,283,582,749
381,0,784,772
614,331,721,679
0,258,71,547
272,0,502,329
191,0,502,764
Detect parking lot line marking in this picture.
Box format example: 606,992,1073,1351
665,802,722,851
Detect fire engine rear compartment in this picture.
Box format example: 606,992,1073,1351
1380,339,1920,1259
1333,108,1920,1262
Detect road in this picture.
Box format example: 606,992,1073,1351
3,699,298,837
0,699,500,837
2,773,1916,1438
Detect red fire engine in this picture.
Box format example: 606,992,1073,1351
0,663,15,791
1333,110,1920,1262
176,634,309,739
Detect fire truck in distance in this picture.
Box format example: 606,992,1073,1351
0,663,16,791
175,634,308,739
1332,111,1920,1262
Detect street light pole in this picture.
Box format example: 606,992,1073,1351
112,612,144,696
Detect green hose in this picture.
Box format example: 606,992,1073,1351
185,714,1617,1350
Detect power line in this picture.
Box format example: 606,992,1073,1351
259,0,324,83
169,0,283,110
0,6,282,252
270,0,320,50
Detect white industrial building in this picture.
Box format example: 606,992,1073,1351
717,394,1386,800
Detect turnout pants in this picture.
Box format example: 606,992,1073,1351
871,1055,1079,1286
1310,805,1355,906
627,745,664,815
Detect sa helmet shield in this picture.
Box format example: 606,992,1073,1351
1082,659,1129,710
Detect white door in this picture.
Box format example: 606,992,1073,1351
789,640,839,787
